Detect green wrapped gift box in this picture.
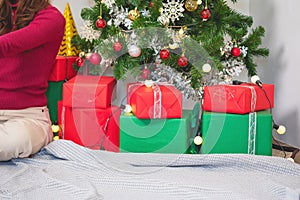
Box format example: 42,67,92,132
201,110,272,155
120,104,200,153
46,81,64,123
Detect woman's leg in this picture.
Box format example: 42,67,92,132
0,107,53,161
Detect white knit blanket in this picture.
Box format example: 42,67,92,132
0,140,300,200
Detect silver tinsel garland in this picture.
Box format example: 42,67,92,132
150,63,201,100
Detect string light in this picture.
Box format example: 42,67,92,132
194,135,203,145
51,123,60,141
273,124,286,135
250,75,262,88
124,104,132,113
144,80,154,87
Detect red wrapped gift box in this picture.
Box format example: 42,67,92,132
202,83,274,114
63,75,116,108
127,83,182,119
48,56,77,81
58,102,120,152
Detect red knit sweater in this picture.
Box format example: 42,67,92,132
0,5,65,109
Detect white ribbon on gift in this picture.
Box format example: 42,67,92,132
152,84,162,118
238,85,257,154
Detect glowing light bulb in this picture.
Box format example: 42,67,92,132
124,104,132,113
144,80,154,87
250,75,262,87
277,125,286,135
251,75,260,83
51,124,60,133
53,136,60,141
194,135,203,145
202,63,211,73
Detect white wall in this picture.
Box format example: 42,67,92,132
249,0,300,148
51,0,94,28
51,0,300,148
223,0,300,148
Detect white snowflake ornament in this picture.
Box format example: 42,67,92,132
240,46,248,57
141,9,150,17
79,21,101,42
161,0,185,23
102,0,115,9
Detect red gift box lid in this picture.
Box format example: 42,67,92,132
127,83,182,118
48,56,77,81
62,75,117,108
202,83,274,114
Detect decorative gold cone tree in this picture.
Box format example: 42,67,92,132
58,3,80,56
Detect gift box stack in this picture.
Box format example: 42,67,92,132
119,82,199,154
200,83,274,155
46,3,79,123
46,56,77,123
58,75,120,152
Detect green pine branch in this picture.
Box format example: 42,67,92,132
72,0,270,93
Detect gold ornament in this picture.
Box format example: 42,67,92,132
58,3,80,56
128,8,140,21
185,0,198,12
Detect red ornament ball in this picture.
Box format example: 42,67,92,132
159,48,170,60
177,55,188,67
142,67,151,79
201,8,211,20
96,18,106,29
89,52,102,65
149,1,154,8
76,57,84,67
113,41,123,52
231,47,241,57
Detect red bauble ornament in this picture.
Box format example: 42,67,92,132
76,57,84,67
142,67,151,79
113,41,123,52
149,1,154,8
89,52,102,65
159,48,170,60
96,18,106,29
231,47,241,57
201,8,211,20
177,55,188,67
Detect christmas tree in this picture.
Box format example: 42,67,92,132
72,0,269,100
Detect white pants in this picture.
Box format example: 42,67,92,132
0,107,53,161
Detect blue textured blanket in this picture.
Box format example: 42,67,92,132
1,140,300,200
